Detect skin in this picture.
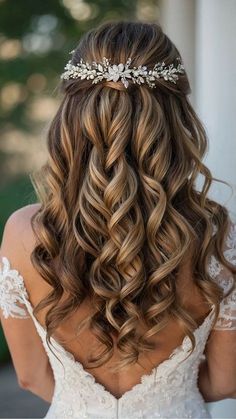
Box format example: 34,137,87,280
198,330,236,401
0,204,54,403
0,203,236,403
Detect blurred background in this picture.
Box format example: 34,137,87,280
0,0,236,417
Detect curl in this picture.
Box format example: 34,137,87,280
30,20,236,373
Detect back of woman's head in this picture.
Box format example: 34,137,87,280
30,20,235,371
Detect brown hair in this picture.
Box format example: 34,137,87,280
30,20,236,371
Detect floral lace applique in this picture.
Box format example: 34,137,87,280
208,254,224,279
225,222,236,265
208,222,236,331
0,256,29,319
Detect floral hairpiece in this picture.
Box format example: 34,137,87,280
61,52,185,89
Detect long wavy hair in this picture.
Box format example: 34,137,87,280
30,20,236,372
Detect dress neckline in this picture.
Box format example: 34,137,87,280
22,286,216,402
1,255,216,403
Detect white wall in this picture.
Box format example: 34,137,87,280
158,0,196,105
159,0,236,417
195,0,236,221
195,1,236,415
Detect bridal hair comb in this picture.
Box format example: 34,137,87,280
61,52,185,89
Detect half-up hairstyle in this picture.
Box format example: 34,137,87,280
30,20,236,371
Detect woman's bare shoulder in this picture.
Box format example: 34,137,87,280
3,202,41,239
0,203,42,271
5,202,41,225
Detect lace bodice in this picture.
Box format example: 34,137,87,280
0,222,236,419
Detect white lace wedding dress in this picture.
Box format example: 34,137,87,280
0,222,236,419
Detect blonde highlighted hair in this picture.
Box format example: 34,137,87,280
30,20,236,371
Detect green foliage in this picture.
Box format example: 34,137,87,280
0,0,138,163
0,326,9,363
0,174,37,237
